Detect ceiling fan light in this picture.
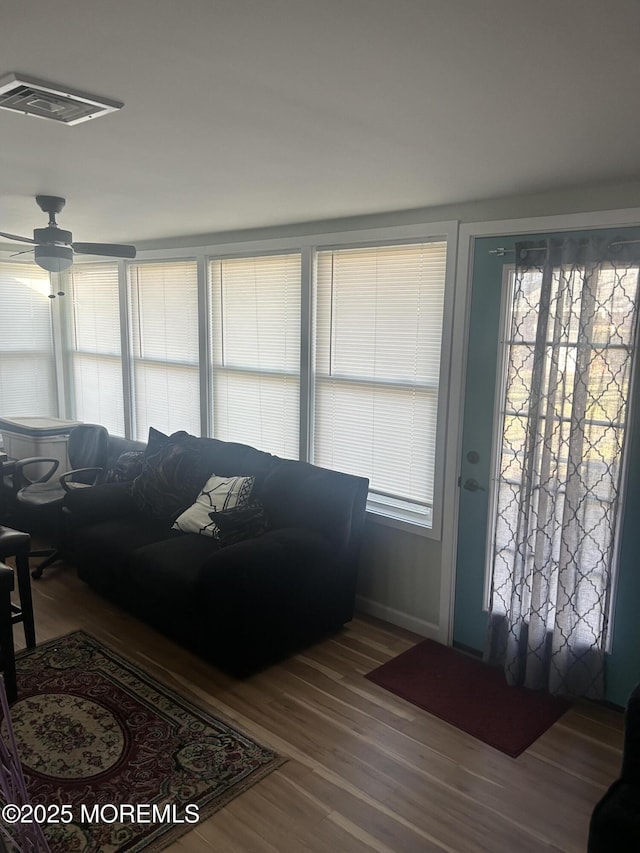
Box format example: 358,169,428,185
35,244,73,273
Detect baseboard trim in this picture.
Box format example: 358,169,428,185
355,596,439,640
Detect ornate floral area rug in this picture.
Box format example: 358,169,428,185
1,631,286,852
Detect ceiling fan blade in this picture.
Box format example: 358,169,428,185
10,249,34,258
0,231,36,244
72,242,137,259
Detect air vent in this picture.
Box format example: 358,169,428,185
0,73,123,125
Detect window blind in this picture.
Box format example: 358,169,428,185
314,241,447,524
0,261,56,418
128,260,200,440
208,253,301,457
68,263,125,435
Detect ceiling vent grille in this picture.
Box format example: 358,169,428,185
0,73,123,125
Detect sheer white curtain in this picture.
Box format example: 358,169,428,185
485,238,640,698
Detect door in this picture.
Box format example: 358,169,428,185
454,227,640,706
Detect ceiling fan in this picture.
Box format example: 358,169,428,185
0,195,136,273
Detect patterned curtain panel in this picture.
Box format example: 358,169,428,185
485,237,640,698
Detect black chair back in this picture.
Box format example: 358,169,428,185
67,425,109,480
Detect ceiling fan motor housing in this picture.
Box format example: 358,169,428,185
34,226,72,245
35,244,73,272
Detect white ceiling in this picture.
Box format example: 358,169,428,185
2,0,640,247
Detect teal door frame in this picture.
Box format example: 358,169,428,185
449,209,640,707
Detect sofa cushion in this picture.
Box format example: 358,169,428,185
130,430,212,521
128,534,222,608
208,502,268,546
74,515,184,574
172,473,255,536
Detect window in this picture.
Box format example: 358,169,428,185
128,260,200,440
208,253,301,457
67,263,125,435
16,223,454,534
0,261,56,417
313,241,447,526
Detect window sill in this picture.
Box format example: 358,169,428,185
365,503,440,540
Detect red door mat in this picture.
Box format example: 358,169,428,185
365,639,571,757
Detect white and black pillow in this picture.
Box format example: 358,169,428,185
171,473,255,536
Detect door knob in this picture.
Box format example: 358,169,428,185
463,478,485,492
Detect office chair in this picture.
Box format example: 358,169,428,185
13,424,109,578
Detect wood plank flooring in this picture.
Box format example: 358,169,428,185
11,561,624,853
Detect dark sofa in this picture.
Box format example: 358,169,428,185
64,429,369,676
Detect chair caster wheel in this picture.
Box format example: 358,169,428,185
31,569,42,580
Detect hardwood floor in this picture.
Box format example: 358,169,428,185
12,561,624,853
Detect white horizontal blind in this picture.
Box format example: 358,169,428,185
68,263,125,435
0,261,56,417
314,241,447,524
128,260,200,440
208,253,301,457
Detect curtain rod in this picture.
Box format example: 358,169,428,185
489,239,640,256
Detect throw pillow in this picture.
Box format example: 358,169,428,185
105,450,146,484
208,502,268,546
146,426,170,455
131,431,209,521
172,473,255,535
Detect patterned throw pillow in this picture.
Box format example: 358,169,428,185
171,473,255,536
105,450,146,484
131,431,209,521
208,503,268,546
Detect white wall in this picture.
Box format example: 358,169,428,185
357,521,441,637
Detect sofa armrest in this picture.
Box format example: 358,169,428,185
64,481,139,525
188,527,350,675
